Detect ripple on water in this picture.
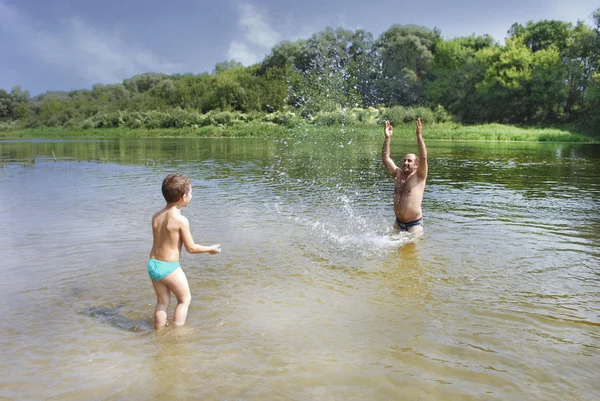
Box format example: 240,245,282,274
1,139,600,400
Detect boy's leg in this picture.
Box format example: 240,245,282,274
161,267,192,326
151,279,171,328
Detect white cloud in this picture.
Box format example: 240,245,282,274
228,41,262,65
239,4,281,48
0,1,179,86
547,0,598,25
228,4,281,66
33,17,179,84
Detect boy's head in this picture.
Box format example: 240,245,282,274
162,174,191,203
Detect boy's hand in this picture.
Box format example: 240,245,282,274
384,120,393,138
209,245,221,254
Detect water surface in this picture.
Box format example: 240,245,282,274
1,136,599,400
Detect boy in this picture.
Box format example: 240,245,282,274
148,174,221,329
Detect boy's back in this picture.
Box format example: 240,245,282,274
150,207,186,263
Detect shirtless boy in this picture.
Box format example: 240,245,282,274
148,174,221,328
381,118,428,234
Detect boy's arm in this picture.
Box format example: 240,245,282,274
382,120,398,176
179,216,221,254
416,118,428,180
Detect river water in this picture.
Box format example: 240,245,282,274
0,136,599,400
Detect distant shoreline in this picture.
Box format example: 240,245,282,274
0,122,595,143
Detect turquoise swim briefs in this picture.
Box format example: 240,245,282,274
147,259,180,281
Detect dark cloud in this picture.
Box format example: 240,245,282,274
1,0,597,94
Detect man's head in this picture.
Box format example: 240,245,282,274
162,174,191,204
402,153,419,173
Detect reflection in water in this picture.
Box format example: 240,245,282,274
80,305,154,333
0,138,599,401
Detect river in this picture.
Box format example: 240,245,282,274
0,136,599,400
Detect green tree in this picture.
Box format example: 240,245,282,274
172,73,214,111
345,29,381,107
582,8,600,134
215,60,244,74
283,27,369,114
123,73,169,94
0,89,12,120
477,37,569,123
529,47,567,121
148,79,178,108
425,35,495,122
375,25,440,106
261,40,306,71
508,20,572,52
562,20,599,119
0,86,31,121
476,37,535,122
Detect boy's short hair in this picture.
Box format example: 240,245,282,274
162,174,191,203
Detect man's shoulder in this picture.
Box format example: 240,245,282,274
407,171,426,184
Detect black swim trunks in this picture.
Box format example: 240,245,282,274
395,216,423,231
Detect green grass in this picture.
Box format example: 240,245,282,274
1,121,594,142
293,122,593,142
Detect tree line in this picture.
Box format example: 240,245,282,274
1,9,599,136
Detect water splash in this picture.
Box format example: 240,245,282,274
269,190,416,266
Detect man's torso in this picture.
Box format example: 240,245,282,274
393,171,425,222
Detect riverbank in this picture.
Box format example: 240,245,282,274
0,121,594,142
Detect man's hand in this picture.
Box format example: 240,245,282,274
384,120,393,138
416,118,422,136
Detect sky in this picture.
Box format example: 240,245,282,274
1,0,598,95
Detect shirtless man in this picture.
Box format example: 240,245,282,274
381,118,428,234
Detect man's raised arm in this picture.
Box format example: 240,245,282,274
382,120,398,176
416,118,428,179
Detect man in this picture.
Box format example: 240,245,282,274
381,118,428,234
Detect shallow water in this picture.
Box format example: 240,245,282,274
1,136,599,400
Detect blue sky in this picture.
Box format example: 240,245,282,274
1,0,598,95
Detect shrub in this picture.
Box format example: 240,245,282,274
312,108,358,126
350,107,380,124
382,106,437,125
0,121,16,132
262,111,300,127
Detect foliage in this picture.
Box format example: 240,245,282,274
375,25,440,106
425,35,492,123
2,9,600,138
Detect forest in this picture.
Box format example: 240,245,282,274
1,9,599,138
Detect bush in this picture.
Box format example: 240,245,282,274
312,108,358,126
261,111,300,127
350,107,380,124
0,121,16,132
204,110,245,126
381,106,444,125
51,105,457,132
432,105,453,123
